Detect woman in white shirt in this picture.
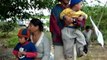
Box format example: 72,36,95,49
28,18,51,60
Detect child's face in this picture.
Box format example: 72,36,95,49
18,37,26,44
75,1,83,11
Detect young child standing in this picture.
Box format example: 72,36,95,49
60,0,87,59
13,28,37,60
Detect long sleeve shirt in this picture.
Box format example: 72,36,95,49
13,41,37,60
31,32,51,60
60,8,87,27
50,4,65,45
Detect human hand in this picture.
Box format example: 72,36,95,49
64,16,73,25
21,51,26,55
18,51,26,59
18,51,26,57
78,15,84,21
18,52,23,58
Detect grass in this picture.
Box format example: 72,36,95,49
6,27,19,48
0,27,19,48
7,36,18,48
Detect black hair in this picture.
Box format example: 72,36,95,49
58,0,61,1
85,26,90,29
30,18,44,31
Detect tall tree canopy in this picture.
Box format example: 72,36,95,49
0,0,57,36
0,0,57,19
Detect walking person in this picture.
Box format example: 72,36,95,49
60,0,87,59
83,26,92,54
49,0,70,60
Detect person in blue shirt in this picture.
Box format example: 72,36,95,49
49,0,70,60
13,28,37,60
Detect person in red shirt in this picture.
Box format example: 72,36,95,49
49,0,70,60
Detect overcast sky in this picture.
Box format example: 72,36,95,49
86,0,107,6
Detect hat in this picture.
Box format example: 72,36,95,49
70,0,82,7
18,28,30,38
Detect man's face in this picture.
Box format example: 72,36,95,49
62,0,70,5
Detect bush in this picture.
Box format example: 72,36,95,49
0,20,17,37
7,36,18,48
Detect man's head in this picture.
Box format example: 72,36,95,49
58,0,70,5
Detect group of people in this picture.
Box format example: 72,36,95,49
50,0,92,60
12,0,92,60
13,19,51,60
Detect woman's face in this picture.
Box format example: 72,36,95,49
28,23,39,33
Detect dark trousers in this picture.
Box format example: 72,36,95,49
83,41,89,54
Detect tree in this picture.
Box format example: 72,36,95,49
82,0,107,41
0,0,57,19
0,0,58,37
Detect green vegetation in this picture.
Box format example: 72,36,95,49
0,1,107,60
82,4,107,44
0,21,17,37
0,27,19,48
0,0,107,47
7,36,18,48
0,0,56,19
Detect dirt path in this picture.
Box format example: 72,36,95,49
0,47,15,60
78,44,107,60
0,44,107,60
